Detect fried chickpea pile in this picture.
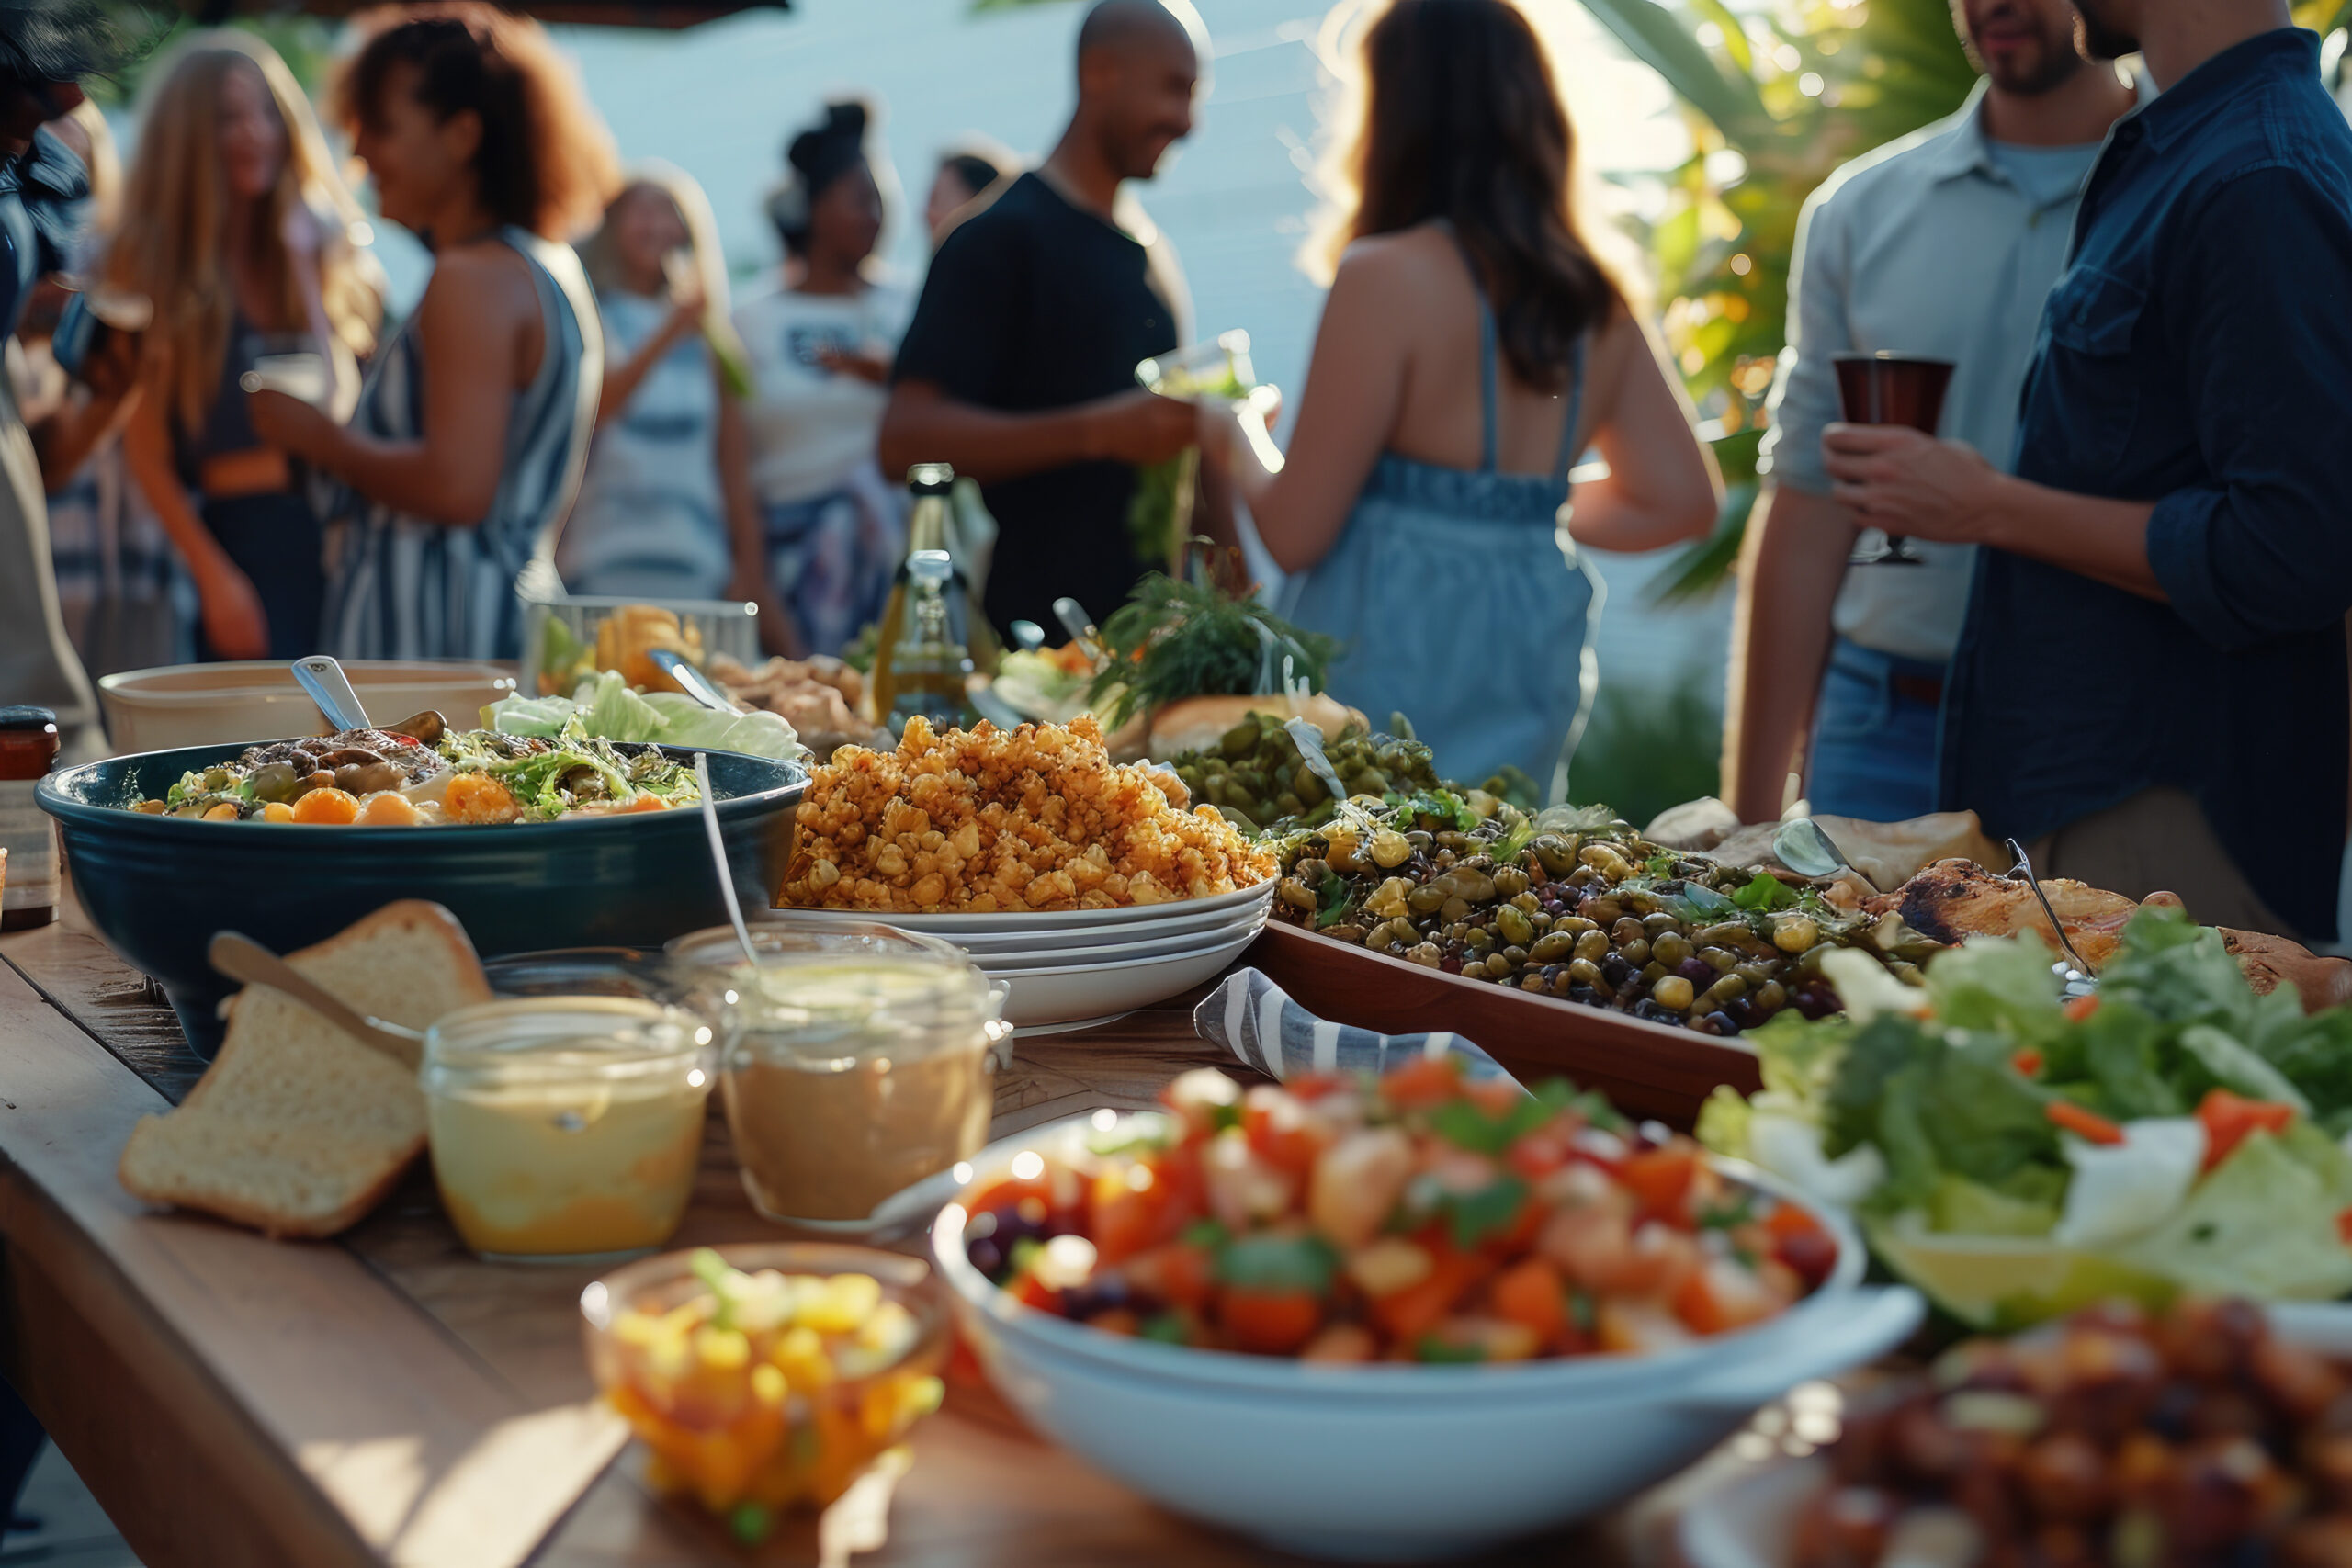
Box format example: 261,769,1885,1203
781,716,1274,912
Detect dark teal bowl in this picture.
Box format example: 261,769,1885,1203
38,741,806,1055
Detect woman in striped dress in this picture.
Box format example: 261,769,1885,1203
247,5,616,660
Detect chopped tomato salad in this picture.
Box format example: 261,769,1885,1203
959,1060,1835,1363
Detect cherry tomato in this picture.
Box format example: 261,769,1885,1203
1619,1145,1700,1217
2197,1089,2296,1172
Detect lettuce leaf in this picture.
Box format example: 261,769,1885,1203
482,671,806,761
2109,1124,2352,1299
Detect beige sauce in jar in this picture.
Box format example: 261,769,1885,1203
718,958,997,1224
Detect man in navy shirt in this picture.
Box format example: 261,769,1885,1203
1821,0,2352,942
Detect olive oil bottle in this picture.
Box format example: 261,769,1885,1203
869,463,992,722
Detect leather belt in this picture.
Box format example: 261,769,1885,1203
1890,672,1945,706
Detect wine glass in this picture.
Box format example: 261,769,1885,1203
1833,352,1956,567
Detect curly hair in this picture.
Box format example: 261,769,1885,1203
334,3,616,242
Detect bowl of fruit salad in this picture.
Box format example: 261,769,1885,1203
933,1059,1925,1562
580,1245,949,1546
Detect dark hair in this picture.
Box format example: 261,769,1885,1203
941,151,1000,198
770,97,871,255
335,3,616,240
0,0,130,98
1344,0,1618,389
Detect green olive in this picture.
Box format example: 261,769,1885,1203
1643,911,1681,936
1700,945,1739,973
1774,915,1821,953
1756,979,1788,1014
1494,905,1534,947
1530,931,1577,964
1620,937,1652,967
1567,957,1610,994
1653,975,1696,1011
1573,929,1610,964
1652,931,1694,968
1611,917,1645,947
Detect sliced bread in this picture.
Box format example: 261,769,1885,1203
119,899,493,1239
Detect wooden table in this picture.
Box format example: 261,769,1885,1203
0,895,1703,1567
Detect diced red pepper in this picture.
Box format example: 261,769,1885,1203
1218,1286,1323,1355
1243,1087,1329,1179
1506,1132,1573,1182
1488,1257,1566,1348
1283,1073,1346,1102
1381,1055,1465,1111
2337,1208,2352,1247
2046,1100,2126,1145
2196,1089,2296,1172
2064,994,2101,1022
1619,1145,1700,1217
1088,1162,1174,1267
1368,1240,1491,1344
2011,1048,2044,1077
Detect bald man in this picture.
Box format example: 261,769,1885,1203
881,0,1223,640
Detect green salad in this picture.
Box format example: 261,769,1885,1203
1699,906,2352,1325
486,671,805,762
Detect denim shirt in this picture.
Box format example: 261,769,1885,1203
1939,28,2352,941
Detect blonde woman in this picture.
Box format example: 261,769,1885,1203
107,30,379,662
558,164,758,602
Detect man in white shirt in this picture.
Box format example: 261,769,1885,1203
1721,0,2137,823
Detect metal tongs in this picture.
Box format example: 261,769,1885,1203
2003,837,2098,998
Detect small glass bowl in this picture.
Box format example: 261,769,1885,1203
667,923,1010,1228
422,995,713,1264
579,1242,949,1530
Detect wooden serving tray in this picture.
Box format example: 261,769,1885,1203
1245,922,1761,1127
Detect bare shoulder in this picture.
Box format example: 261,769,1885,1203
1334,224,1461,297
420,243,537,326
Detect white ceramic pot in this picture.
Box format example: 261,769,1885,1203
933,1113,1926,1562
99,660,517,752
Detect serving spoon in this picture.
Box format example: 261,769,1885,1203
292,653,372,731
649,647,743,716
208,931,424,1069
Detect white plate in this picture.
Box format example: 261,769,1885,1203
1676,1301,2352,1568
944,914,1270,972
988,926,1262,1028
767,880,1273,935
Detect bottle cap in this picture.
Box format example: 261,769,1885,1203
0,706,58,731
906,463,955,496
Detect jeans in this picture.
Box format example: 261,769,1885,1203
1807,636,1944,823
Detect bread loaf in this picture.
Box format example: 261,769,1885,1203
118,900,492,1239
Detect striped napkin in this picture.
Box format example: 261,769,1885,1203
1193,967,1525,1090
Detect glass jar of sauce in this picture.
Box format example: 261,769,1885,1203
0,705,60,931
668,924,1009,1228
422,996,712,1262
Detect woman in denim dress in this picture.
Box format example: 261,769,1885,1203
1203,0,1718,800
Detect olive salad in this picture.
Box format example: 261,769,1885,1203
1267,794,1935,1036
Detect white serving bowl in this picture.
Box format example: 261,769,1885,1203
935,1113,1926,1562
99,659,516,752
770,879,1274,935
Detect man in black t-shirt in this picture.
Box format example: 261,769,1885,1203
882,0,1217,639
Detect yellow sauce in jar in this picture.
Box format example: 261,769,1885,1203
423,998,713,1261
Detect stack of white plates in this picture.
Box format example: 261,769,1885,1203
763,881,1276,1032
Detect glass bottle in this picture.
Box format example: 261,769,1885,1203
0,706,60,931
886,551,976,731
870,463,992,717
